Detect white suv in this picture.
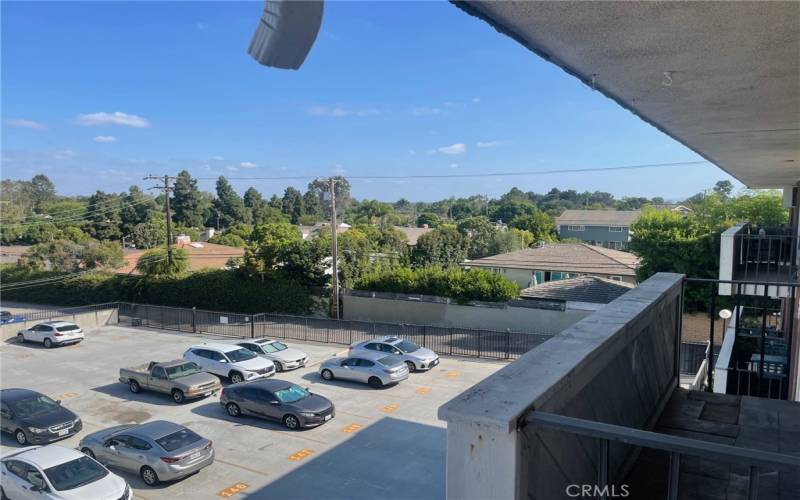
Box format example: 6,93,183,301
183,343,275,384
0,444,131,500
17,321,84,348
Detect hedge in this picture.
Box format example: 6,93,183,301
1,266,319,315
354,266,519,304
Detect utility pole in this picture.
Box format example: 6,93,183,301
144,175,176,268
329,177,339,319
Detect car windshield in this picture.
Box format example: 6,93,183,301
10,395,61,418
166,362,202,379
56,324,80,332
44,456,108,491
395,340,420,353
155,428,202,452
377,355,404,368
225,348,256,362
274,385,309,404
261,341,288,353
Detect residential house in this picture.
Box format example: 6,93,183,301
519,275,635,308
651,203,693,215
299,222,350,240
461,243,639,288
392,226,433,246
554,209,640,250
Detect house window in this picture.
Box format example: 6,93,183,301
567,225,585,231
610,276,623,282
609,226,625,232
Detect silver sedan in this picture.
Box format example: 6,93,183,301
319,351,409,388
79,420,214,486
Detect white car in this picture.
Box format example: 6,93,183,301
236,339,309,372
183,343,275,384
17,322,84,349
0,445,131,500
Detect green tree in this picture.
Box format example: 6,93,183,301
490,199,537,223
86,191,122,241
172,170,209,228
280,238,329,286
510,210,556,242
21,239,123,272
713,180,734,199
302,190,322,220
456,217,497,259
120,186,157,235
281,187,304,224
136,248,189,276
131,213,167,249
307,176,351,212
416,212,440,228
28,174,56,209
411,227,468,267
213,176,249,228
245,221,302,275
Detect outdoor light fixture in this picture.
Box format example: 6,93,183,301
248,0,324,70
718,309,732,320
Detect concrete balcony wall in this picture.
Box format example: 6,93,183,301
438,273,683,500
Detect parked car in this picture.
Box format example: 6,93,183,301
16,321,83,348
350,336,439,372
220,379,334,429
183,343,275,384
0,310,26,325
0,445,131,500
120,360,222,404
319,351,409,388
0,389,82,446
236,339,309,372
79,420,214,487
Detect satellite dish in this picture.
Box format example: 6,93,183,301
248,0,324,70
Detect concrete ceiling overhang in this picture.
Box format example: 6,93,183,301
452,1,800,188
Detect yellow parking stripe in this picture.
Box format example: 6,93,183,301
288,449,314,461
342,423,362,433
382,403,400,413
446,371,461,378
217,482,249,497
53,391,79,401
416,387,431,395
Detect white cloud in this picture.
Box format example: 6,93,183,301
239,161,257,168
334,163,345,174
53,149,77,160
476,140,510,149
307,106,378,118
212,156,224,161
6,119,47,130
77,112,150,128
411,107,443,116
225,165,239,172
438,143,466,155
93,135,117,143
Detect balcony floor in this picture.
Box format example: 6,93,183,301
626,389,800,499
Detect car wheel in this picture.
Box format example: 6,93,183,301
140,466,159,486
129,380,141,393
229,372,244,384
405,361,416,373
81,447,95,459
43,338,53,348
226,402,241,417
16,333,24,343
283,414,300,430
172,389,185,404
368,377,383,389
274,362,283,372
321,369,334,381
14,429,28,445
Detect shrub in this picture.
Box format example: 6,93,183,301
355,266,518,304
135,248,189,276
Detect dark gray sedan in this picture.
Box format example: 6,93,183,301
220,379,334,430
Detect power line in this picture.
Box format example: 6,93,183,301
2,197,155,228
195,160,710,181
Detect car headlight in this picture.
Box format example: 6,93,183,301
299,412,315,417
124,484,132,499
29,427,47,434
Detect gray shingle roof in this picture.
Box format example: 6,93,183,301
520,276,635,304
463,243,640,276
393,226,433,246
555,209,641,226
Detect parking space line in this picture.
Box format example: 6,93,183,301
213,458,271,477
53,391,79,400
217,482,249,497
416,387,431,395
446,371,461,378
342,423,362,433
288,448,314,461
382,403,400,413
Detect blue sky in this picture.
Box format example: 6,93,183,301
1,1,737,201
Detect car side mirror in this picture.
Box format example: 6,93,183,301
269,400,279,405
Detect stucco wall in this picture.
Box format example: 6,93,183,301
1,308,118,341
342,293,591,335
558,225,631,248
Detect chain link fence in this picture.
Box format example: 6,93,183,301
118,302,554,360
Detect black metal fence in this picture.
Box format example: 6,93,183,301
11,303,119,323
679,341,717,375
117,302,554,360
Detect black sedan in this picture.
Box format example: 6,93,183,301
220,379,334,430
0,388,82,445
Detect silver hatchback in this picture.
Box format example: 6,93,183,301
319,351,409,388
79,420,214,486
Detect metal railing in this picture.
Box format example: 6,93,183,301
117,302,554,360
735,229,797,283
7,303,119,323
525,411,800,500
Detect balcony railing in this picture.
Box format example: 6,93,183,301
720,225,798,296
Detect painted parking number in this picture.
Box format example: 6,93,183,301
218,483,248,497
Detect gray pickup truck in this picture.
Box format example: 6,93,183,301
120,360,222,404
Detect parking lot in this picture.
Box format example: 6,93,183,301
0,325,505,499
